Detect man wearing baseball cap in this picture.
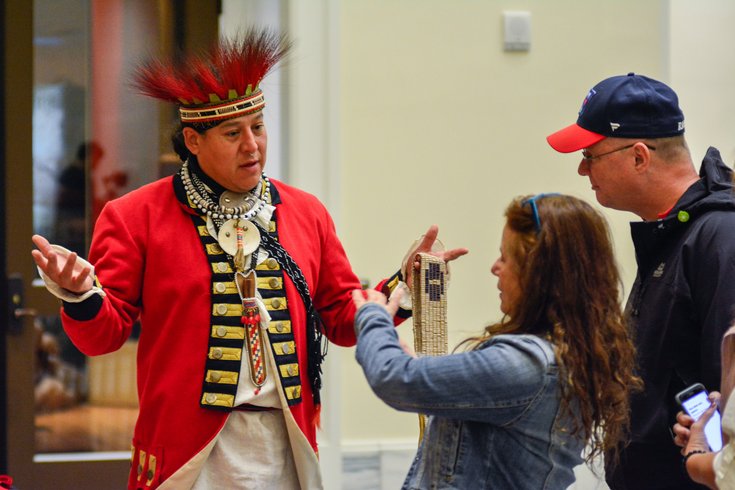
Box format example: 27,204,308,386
548,73,735,489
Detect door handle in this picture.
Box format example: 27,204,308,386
14,307,38,319
7,273,35,334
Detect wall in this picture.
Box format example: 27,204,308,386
669,0,735,166
338,0,666,448
219,0,287,181
222,0,735,487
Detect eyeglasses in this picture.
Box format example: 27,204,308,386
522,193,560,232
581,143,656,162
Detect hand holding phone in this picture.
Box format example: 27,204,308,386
675,383,723,452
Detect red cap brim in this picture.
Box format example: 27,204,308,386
546,123,606,153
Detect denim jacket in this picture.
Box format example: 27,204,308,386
355,303,584,489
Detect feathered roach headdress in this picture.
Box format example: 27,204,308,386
133,27,291,129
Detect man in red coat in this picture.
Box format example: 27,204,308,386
31,28,466,489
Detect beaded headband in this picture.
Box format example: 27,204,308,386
178,90,265,124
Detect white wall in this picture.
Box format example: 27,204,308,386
224,0,735,487
669,0,735,166
332,3,669,488
219,0,287,181
336,0,735,488
338,0,665,445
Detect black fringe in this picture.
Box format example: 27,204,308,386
255,223,327,406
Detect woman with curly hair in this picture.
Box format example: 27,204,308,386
352,193,642,489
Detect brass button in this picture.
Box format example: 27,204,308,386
275,323,284,333
211,372,222,382
282,343,291,354
216,326,227,337
137,464,143,476
217,262,229,272
212,348,223,360
205,393,217,404
287,365,296,376
294,386,301,398
266,258,278,269
269,277,279,288
271,299,281,309
216,304,228,315
215,282,226,293
147,469,154,480
211,244,222,254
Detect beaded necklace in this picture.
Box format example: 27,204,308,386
181,159,271,271
180,159,270,221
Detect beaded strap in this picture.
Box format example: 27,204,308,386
412,253,448,357
412,253,448,442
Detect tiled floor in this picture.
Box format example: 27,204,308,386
341,450,610,490
342,452,382,490
342,450,413,490
35,405,609,489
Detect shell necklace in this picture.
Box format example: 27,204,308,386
181,159,270,271
180,159,270,221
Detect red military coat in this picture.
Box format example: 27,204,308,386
61,176,369,488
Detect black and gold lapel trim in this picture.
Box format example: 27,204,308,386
173,173,304,410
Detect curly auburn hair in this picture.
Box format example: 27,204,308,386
464,194,642,467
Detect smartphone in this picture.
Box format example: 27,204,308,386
675,383,723,452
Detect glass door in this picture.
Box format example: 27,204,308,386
2,1,124,487
3,1,217,488
32,0,141,469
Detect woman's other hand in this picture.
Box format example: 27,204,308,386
352,287,402,317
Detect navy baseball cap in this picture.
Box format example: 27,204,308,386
547,73,685,153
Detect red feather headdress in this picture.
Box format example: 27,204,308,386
133,28,291,125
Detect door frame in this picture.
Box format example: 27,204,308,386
0,0,7,474
3,1,39,484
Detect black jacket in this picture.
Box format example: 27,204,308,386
609,147,735,489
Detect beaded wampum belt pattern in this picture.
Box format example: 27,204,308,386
179,91,265,124
412,253,448,441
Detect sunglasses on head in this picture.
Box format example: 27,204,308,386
522,193,561,232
